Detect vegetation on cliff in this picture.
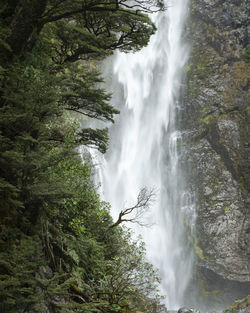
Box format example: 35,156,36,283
0,1,166,312
224,296,250,313
180,0,249,309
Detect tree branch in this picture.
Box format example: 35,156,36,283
106,187,155,233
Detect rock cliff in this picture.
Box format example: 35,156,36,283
224,295,250,313
179,0,250,309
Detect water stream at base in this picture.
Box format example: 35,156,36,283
92,0,197,309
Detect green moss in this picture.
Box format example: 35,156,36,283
242,45,250,63
200,114,214,125
200,106,210,114
224,295,250,313
182,217,205,261
185,47,212,100
194,242,205,260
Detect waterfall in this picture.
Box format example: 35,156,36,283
94,0,196,309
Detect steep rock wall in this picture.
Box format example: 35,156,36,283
179,0,250,308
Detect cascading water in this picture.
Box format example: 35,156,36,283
95,0,196,309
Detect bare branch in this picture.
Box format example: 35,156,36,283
106,187,155,233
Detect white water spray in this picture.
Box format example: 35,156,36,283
95,0,196,309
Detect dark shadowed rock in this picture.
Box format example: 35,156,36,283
178,308,192,313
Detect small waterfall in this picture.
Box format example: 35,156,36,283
94,0,196,309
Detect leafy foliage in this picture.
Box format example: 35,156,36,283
0,0,166,312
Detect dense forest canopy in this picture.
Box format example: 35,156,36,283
0,0,167,312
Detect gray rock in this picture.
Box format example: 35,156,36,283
179,0,250,308
177,308,200,313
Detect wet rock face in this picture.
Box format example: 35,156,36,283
179,0,249,306
188,137,249,282
177,307,200,313
223,295,250,313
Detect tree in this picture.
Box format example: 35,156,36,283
0,0,164,155
59,63,119,122
107,187,156,232
0,1,167,312
0,0,164,222
0,0,165,66
44,9,157,64
92,230,164,312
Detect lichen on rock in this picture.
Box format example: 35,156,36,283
179,0,250,309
